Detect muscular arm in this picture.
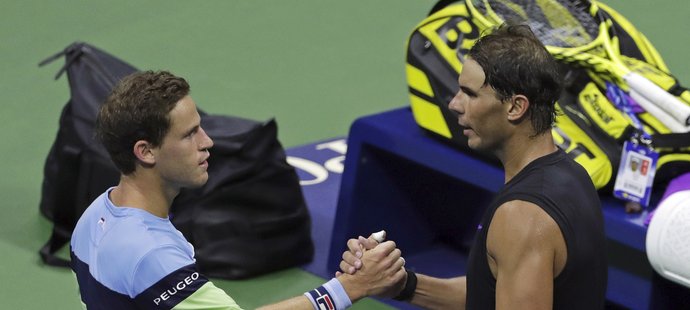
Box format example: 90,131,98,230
487,200,566,310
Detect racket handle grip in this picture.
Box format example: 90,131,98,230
629,90,688,133
625,73,690,126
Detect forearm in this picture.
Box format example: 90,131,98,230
256,296,313,310
409,275,466,310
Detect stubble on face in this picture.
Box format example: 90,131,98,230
155,96,212,190
453,59,507,152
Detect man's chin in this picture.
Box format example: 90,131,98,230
197,175,209,187
466,139,480,151
466,140,490,154
187,174,209,189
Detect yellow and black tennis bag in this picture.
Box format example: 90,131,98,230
406,0,690,191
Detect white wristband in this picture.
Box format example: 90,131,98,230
303,278,352,310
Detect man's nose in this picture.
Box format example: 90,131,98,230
199,127,214,150
448,92,464,114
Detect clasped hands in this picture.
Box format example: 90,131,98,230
335,230,408,300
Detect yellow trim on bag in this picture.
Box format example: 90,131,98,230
554,104,613,189
409,94,452,138
578,82,629,140
418,18,463,73
659,153,690,169
414,4,474,74
406,64,434,98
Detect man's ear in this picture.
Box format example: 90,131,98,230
133,140,156,165
507,94,530,121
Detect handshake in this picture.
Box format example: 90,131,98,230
332,230,415,303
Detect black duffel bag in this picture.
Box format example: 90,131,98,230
39,42,313,279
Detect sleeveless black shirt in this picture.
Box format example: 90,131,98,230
466,149,607,309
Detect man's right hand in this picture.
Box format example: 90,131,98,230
337,233,381,276
336,231,408,299
337,240,406,300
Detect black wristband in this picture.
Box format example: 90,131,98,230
394,269,417,301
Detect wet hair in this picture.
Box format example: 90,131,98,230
468,23,563,135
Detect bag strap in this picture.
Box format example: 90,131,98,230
38,144,82,267
39,42,121,88
39,225,72,267
38,42,83,80
652,133,690,149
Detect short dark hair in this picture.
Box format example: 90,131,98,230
96,70,190,174
468,24,562,135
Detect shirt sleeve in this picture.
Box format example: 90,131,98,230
172,281,242,310
132,246,242,309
